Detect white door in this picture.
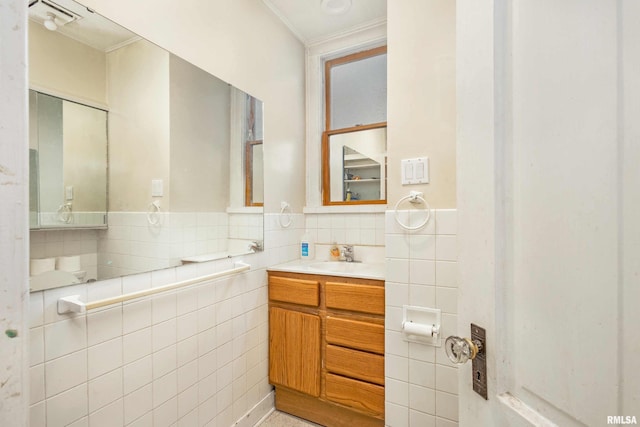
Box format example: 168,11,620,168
456,1,640,426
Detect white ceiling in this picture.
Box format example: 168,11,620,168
27,0,137,52
28,0,386,51
262,0,387,45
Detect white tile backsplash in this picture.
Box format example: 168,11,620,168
386,209,459,426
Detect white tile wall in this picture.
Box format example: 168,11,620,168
99,212,231,280
385,209,458,427
303,212,386,248
29,231,296,427
29,208,458,427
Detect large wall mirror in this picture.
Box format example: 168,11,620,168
27,0,264,291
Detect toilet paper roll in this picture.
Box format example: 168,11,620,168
30,258,56,276
56,255,81,272
402,321,436,338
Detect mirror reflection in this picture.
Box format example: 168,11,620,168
325,126,387,203
27,0,264,291
29,90,108,229
245,141,264,206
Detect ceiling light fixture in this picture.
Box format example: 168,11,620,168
43,13,58,31
321,0,352,15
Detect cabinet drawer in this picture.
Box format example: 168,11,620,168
269,276,319,307
326,345,384,386
326,282,384,315
325,373,384,417
326,317,384,355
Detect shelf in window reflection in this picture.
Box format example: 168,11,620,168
345,163,379,169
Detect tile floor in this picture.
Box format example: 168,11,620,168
258,410,323,427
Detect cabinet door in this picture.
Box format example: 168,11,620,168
269,307,321,396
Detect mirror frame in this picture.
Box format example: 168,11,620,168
321,122,387,205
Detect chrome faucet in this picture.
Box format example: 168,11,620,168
248,241,263,253
341,245,354,262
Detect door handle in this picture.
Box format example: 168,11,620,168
445,324,488,399
444,336,482,364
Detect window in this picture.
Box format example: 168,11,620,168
322,46,387,205
244,95,263,206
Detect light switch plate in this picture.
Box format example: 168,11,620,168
151,179,164,197
401,158,429,184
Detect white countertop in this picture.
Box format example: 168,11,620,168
268,259,385,281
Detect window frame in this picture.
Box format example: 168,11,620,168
322,45,388,206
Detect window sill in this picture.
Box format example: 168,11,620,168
226,207,264,214
303,205,387,214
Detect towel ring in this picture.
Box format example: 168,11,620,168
147,200,161,226
57,203,73,224
394,191,432,231
279,201,292,228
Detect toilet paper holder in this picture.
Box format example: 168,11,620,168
402,305,441,347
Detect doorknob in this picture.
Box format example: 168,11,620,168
444,336,482,364
445,324,488,400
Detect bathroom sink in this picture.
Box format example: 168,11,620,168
308,261,383,278
268,260,385,280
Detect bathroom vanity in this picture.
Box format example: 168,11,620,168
267,263,385,427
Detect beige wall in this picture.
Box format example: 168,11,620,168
63,101,107,212
107,40,171,212
29,23,106,106
81,0,307,213
169,54,230,212
387,0,456,208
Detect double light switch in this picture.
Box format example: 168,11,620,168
401,157,429,185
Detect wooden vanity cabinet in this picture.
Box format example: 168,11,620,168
268,271,385,427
